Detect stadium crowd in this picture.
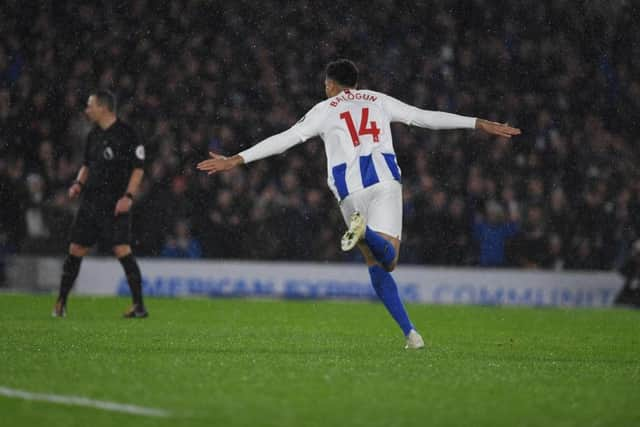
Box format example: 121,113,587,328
1,0,639,270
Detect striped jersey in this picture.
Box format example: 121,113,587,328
238,89,477,201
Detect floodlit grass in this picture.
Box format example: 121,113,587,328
0,293,638,427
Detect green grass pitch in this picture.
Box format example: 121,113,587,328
0,293,638,427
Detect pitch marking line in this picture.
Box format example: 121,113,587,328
0,386,171,417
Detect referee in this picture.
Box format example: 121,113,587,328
52,90,148,318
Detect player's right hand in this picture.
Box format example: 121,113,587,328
68,183,82,199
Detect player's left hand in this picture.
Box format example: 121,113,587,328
114,197,132,216
197,152,243,175
476,119,522,138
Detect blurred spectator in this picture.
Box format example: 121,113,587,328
573,179,615,267
566,237,601,270
441,196,473,265
473,200,520,267
0,232,16,287
2,159,28,249
202,188,245,258
541,233,566,271
614,240,640,307
43,189,74,252
415,188,450,264
513,205,547,268
24,173,49,240
160,219,202,259
546,187,572,244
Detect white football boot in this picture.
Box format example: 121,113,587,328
405,329,425,350
341,211,366,251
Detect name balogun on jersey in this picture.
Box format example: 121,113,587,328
329,92,378,108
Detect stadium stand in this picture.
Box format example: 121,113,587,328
0,0,638,269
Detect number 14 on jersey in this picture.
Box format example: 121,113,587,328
339,108,380,146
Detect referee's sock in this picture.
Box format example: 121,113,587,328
368,265,414,336
118,254,144,307
57,254,83,304
364,226,396,269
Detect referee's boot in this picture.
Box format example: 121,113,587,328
341,211,366,251
51,299,66,318
123,304,149,319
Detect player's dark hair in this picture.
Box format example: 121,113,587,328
326,59,358,87
92,89,117,113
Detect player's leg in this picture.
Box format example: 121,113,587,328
357,240,410,328
365,228,399,271
53,203,97,317
357,237,404,315
340,182,423,348
112,212,147,318
341,205,398,271
357,241,423,349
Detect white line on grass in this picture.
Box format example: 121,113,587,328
0,386,171,417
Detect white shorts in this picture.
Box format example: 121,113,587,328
339,180,403,240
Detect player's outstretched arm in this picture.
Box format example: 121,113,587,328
475,119,521,138
197,152,245,175
381,93,521,137
197,118,315,176
198,103,321,177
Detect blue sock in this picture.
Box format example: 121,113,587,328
368,265,414,336
364,227,396,269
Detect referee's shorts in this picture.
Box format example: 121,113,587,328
69,201,132,248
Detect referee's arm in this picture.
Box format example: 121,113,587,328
69,165,89,199
114,168,144,216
